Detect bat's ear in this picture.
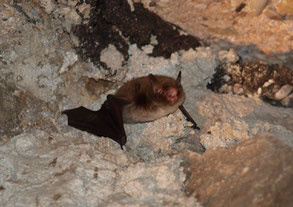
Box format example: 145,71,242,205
148,74,158,83
176,71,182,86
148,74,161,94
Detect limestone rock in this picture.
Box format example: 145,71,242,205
275,0,293,16
39,0,56,14
100,44,125,71
184,134,293,207
247,0,269,15
274,84,293,101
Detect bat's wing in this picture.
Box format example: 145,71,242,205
62,95,129,149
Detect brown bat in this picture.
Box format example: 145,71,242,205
62,71,199,149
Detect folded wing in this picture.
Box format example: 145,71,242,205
62,95,129,149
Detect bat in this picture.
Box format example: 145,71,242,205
62,71,199,149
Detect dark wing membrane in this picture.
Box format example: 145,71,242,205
62,95,129,148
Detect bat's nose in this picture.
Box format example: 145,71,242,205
165,87,178,102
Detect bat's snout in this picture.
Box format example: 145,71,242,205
165,87,178,102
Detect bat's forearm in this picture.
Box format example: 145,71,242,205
179,105,200,130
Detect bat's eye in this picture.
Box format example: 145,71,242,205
155,87,164,95
164,87,178,102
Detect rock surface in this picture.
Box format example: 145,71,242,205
0,129,202,207
207,62,293,107
0,0,292,206
184,134,293,207
138,0,293,67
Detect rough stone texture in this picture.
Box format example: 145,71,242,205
197,93,293,148
138,0,293,67
0,129,201,207
275,0,293,16
206,62,293,107
184,134,293,207
0,83,22,142
72,0,200,68
0,0,293,206
247,0,269,16
39,0,55,14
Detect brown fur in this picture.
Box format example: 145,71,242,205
115,73,185,123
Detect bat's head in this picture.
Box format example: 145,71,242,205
149,71,185,105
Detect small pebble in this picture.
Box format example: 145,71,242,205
219,84,229,93
275,85,293,100
257,87,262,96
248,0,269,16
218,49,239,63
262,79,274,87
223,75,231,82
187,122,193,127
233,83,244,94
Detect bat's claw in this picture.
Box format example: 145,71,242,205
192,124,200,130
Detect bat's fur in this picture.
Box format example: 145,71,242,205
63,72,191,148
116,73,185,123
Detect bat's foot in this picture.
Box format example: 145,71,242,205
179,105,200,131
192,124,200,130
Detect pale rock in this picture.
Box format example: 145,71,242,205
77,3,91,19
262,79,274,87
257,87,262,96
39,0,56,14
223,75,231,82
150,35,158,45
218,84,230,93
218,48,239,63
100,44,124,71
185,133,293,207
197,93,255,120
233,83,244,94
66,0,79,7
14,134,38,157
127,0,135,12
274,84,293,100
126,44,177,80
200,120,250,149
0,129,202,206
56,5,71,16
59,51,78,73
246,0,269,15
1,1,293,206
275,0,293,16
142,44,154,54
125,112,187,155
68,9,81,23
200,133,228,148
56,4,81,26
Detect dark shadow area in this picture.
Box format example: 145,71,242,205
72,0,201,68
